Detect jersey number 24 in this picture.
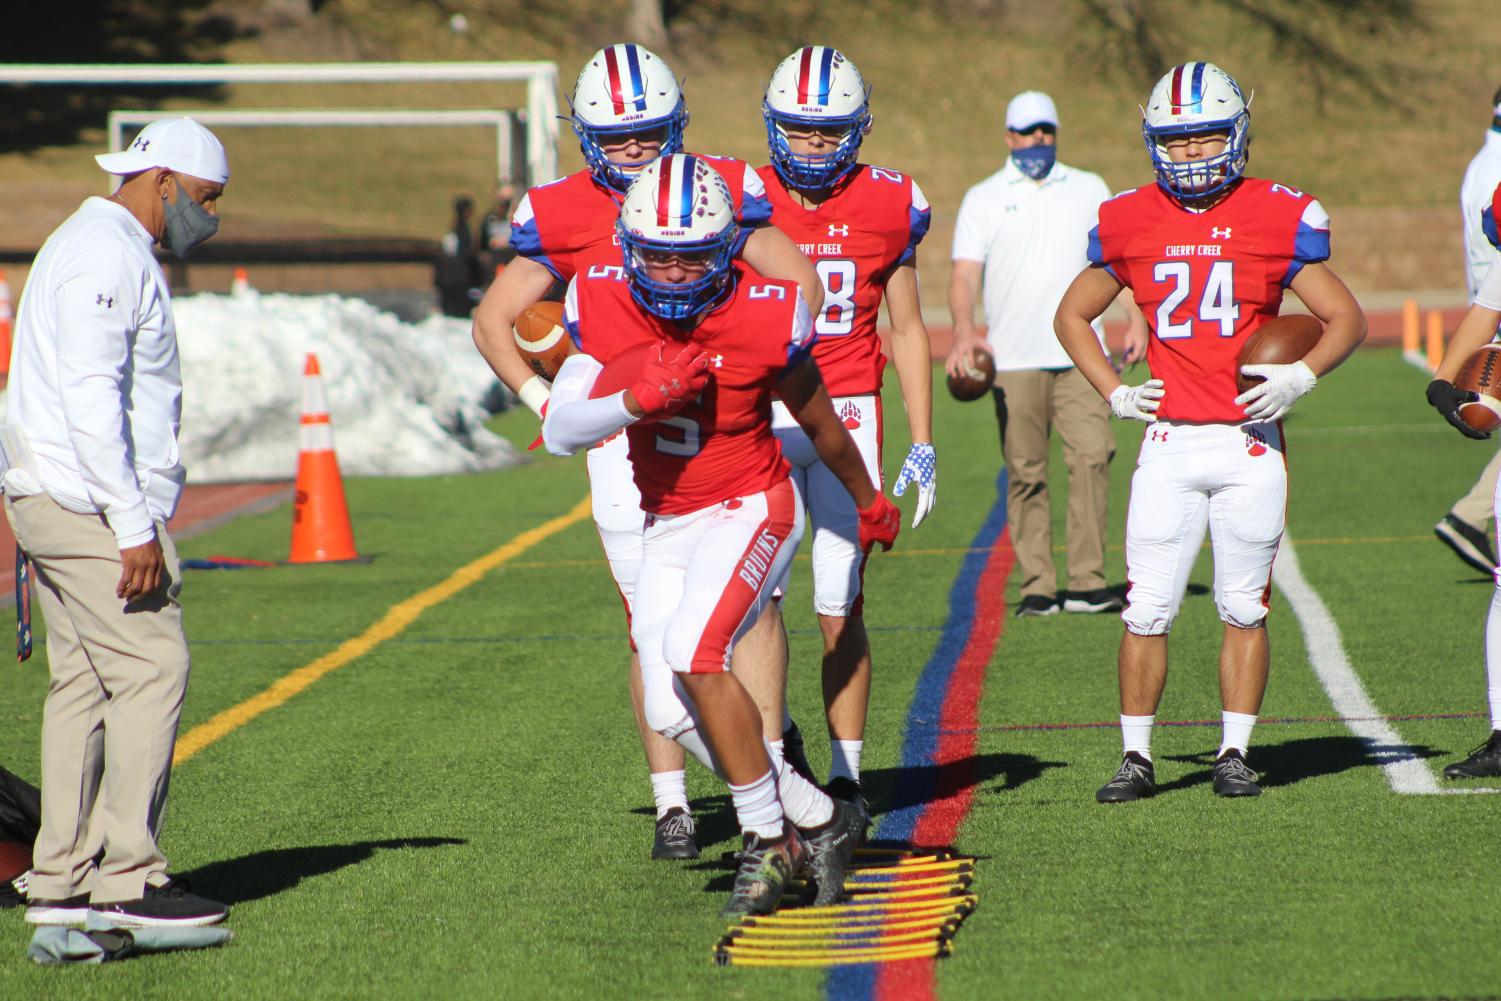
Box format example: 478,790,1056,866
1151,260,1240,339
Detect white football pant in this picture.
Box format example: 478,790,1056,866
632,478,805,745
586,432,644,628
770,394,883,617
1122,420,1286,635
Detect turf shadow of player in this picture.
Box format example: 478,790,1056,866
178,837,466,906
1158,735,1444,793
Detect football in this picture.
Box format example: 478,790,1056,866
1236,314,1323,393
513,300,574,381
590,340,659,407
1455,344,1501,433
947,346,996,402
0,841,29,883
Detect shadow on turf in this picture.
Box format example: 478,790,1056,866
1158,735,1445,793
179,837,467,905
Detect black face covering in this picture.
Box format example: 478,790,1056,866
160,184,220,259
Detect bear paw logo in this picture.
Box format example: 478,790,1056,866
839,401,862,430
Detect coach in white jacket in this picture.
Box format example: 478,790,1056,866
3,118,230,928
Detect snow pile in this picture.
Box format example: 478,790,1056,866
172,291,519,482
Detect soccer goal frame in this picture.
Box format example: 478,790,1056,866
0,62,560,185
106,108,528,194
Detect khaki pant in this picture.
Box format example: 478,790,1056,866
992,367,1115,598
1452,443,1501,530
5,493,189,903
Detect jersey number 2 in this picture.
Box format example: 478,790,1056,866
1152,260,1239,339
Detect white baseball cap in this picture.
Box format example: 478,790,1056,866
95,118,230,184
1005,91,1059,132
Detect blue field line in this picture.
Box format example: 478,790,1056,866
826,470,1008,1001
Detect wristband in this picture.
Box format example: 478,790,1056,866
518,375,551,419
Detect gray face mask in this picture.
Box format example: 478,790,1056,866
161,185,220,259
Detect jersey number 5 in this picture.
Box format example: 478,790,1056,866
1152,260,1239,339
815,259,857,337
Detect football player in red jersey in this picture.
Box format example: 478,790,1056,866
1426,181,1501,779
541,155,900,916
1053,61,1366,801
753,46,935,812
471,45,822,860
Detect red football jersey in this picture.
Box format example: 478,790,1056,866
757,164,931,396
563,271,815,515
510,155,773,283
1089,177,1331,423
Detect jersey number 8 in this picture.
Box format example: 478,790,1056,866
815,259,857,337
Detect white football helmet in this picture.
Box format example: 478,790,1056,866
1141,61,1251,200
570,43,688,192
617,154,738,320
762,46,872,190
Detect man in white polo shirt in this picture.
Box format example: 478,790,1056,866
948,91,1145,617
3,118,230,928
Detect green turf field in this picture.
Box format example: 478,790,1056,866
2,346,1500,998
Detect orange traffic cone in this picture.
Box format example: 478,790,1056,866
290,353,359,563
231,266,250,297
0,268,12,379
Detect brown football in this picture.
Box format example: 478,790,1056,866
947,346,996,402
0,840,29,883
512,300,574,381
1236,314,1323,393
1455,343,1501,433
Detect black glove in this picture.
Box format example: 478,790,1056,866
1427,379,1492,440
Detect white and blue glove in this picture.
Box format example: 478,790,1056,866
1109,380,1165,422
892,443,936,528
1235,361,1317,422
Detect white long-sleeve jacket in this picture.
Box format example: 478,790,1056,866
4,197,184,548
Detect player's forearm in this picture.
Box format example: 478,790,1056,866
541,393,635,456
1056,312,1120,400
946,263,982,338
888,318,934,443
744,226,823,316
1437,305,1501,383
1300,308,1366,379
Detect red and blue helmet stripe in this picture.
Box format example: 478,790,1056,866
1169,61,1207,115
795,46,836,105
655,154,699,227
603,44,648,115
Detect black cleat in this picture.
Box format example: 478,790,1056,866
823,776,871,839
720,830,806,919
651,807,700,860
24,892,88,926
781,721,817,784
1443,730,1501,779
1015,594,1060,618
800,797,863,906
1096,752,1156,803
1212,749,1262,797
91,878,228,927
1435,514,1497,576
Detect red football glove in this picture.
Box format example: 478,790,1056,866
857,494,901,553
629,343,711,418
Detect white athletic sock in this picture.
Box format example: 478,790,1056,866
1218,711,1258,758
1121,714,1154,761
729,769,784,840
673,726,722,778
767,739,786,774
1485,586,1501,731
773,741,834,829
649,770,689,820
829,740,863,782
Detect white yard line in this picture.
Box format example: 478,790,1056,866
1274,536,1495,795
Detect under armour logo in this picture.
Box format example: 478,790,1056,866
828,224,849,237
95,294,113,308
707,353,724,369
133,138,150,152
1150,429,1169,442
1211,226,1232,239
